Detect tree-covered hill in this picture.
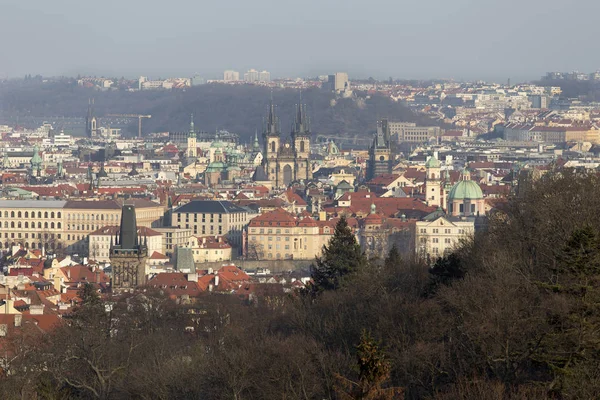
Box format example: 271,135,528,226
0,81,434,140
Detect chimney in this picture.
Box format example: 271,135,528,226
14,314,22,327
214,275,219,288
67,269,71,280
30,305,44,315
53,276,62,293
187,272,198,282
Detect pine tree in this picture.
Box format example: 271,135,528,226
334,330,403,399
384,244,401,267
310,216,366,292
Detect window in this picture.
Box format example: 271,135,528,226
420,228,426,233
10,212,14,218
444,229,451,234
432,238,439,243
57,212,61,218
51,212,55,218
444,238,451,244
433,229,439,233
44,212,48,218
17,212,21,218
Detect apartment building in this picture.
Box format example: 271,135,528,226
173,201,251,251
0,199,164,255
246,209,334,260
415,215,474,258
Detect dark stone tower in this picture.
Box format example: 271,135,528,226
366,121,392,181
110,204,148,292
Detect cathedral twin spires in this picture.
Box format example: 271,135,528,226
261,95,312,188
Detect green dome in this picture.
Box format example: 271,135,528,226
205,161,226,172
448,180,483,200
425,155,441,168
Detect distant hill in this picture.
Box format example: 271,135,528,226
0,81,436,141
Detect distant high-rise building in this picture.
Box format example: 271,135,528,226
244,69,260,82
259,70,271,82
328,72,349,92
223,70,240,81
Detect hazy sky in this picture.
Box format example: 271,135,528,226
2,0,599,82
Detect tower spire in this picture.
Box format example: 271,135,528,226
189,113,195,138
265,95,279,136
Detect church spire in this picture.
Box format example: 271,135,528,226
189,113,196,138
252,129,260,151
292,91,310,137
264,94,279,136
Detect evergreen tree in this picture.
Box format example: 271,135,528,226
384,244,401,267
536,226,600,396
334,330,403,399
310,216,366,292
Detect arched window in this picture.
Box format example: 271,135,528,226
24,222,28,228
44,212,48,218
17,222,21,228
51,212,55,218
57,222,61,229
67,234,71,240
300,141,305,152
38,212,42,218
3,212,7,218
57,212,61,218
51,222,55,229
38,222,42,229
24,212,28,218
10,222,14,228
24,242,29,249
17,212,21,218
44,222,48,229
10,211,14,218
271,141,275,152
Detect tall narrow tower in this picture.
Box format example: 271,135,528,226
187,114,197,158
424,154,441,207
262,99,280,185
291,97,312,181
85,99,98,139
366,122,392,180
110,204,148,292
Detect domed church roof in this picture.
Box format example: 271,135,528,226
448,179,483,200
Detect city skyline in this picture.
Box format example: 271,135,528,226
3,0,600,82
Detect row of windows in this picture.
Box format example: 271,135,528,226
3,233,61,240
3,211,62,219
67,213,118,221
420,238,453,244
419,228,466,234
2,222,62,229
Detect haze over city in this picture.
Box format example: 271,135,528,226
3,0,600,81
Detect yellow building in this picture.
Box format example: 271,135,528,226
246,209,334,260
415,215,473,259
0,199,164,255
188,235,232,263
173,200,252,252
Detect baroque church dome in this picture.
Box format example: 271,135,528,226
448,180,483,201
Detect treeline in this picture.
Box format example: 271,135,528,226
0,82,433,140
3,168,600,399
